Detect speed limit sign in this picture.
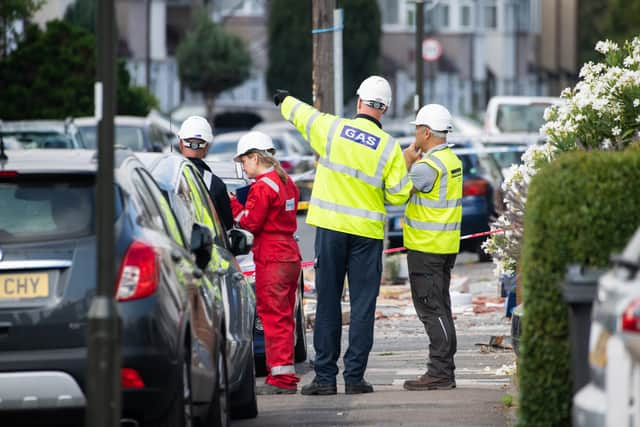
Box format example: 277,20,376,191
422,38,443,62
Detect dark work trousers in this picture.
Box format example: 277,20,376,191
313,227,383,384
407,250,457,380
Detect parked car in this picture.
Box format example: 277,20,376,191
252,120,315,174
386,136,503,262
385,115,484,138
0,119,86,149
74,115,175,152
574,227,640,427
136,153,258,419
484,95,564,135
205,159,309,376
0,149,229,426
479,134,533,175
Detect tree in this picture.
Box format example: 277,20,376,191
267,0,381,106
0,20,157,119
63,0,96,34
578,0,640,65
0,0,44,56
176,12,251,123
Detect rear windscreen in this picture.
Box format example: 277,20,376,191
79,125,145,151
0,176,97,243
496,104,552,133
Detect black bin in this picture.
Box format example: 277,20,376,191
562,265,603,395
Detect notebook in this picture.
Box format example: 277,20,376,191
235,184,252,205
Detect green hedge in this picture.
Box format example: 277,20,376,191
518,150,640,426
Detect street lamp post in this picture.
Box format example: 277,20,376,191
86,0,121,425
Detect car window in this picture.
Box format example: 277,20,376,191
130,169,168,233
182,165,227,248
136,168,185,247
78,125,146,151
0,131,76,149
0,175,95,243
496,103,553,133
208,140,237,157
287,131,314,155
149,125,170,151
271,137,285,153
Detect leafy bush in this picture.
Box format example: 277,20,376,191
517,150,640,426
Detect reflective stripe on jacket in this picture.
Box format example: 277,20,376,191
280,96,412,240
403,146,463,254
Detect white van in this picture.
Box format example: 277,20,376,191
484,96,563,135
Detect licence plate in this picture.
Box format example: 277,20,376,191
0,272,49,300
588,323,609,369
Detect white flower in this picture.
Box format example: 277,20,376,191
634,99,640,108
612,126,621,136
595,40,619,54
601,139,612,150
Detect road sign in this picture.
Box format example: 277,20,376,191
422,37,442,62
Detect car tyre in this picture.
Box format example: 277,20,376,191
230,345,258,419
208,336,230,427
294,278,307,363
160,350,193,427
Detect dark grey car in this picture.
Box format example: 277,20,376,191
0,149,235,426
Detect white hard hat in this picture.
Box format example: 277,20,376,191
179,116,213,143
410,104,453,132
356,75,392,108
234,131,275,162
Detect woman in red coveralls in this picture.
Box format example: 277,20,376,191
230,131,302,395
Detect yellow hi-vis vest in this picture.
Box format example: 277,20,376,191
280,96,412,240
404,146,463,254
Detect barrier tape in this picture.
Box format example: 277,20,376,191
241,228,505,277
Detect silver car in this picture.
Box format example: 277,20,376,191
574,227,640,426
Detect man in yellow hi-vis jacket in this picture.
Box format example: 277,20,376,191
274,76,423,395
402,104,463,391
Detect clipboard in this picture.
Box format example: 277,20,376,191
235,184,252,205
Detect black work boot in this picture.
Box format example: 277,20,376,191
300,379,337,396
345,380,374,394
403,374,455,391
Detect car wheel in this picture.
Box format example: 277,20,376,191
230,346,258,419
294,278,307,363
160,350,193,427
208,336,230,427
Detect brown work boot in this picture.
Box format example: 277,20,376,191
403,374,455,391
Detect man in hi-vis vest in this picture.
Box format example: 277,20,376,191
274,76,422,395
402,104,462,391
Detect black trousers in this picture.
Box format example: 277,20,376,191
407,250,457,380
313,227,383,384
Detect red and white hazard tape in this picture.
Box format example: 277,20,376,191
242,228,506,276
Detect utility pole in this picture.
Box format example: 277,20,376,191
86,0,121,425
145,0,151,89
415,0,424,113
312,0,335,113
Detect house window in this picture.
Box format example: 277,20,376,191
485,5,498,29
439,4,450,28
461,5,471,27
378,0,399,25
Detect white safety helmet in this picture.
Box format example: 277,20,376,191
179,116,213,144
234,131,276,162
356,75,392,109
410,104,453,133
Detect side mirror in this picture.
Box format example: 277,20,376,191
191,222,213,270
228,228,253,256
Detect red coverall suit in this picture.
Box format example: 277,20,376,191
230,169,302,389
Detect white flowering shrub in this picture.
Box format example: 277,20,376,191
483,37,640,276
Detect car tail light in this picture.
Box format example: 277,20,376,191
622,298,640,332
121,368,145,388
116,241,159,301
280,160,294,174
463,178,489,197
0,171,18,177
